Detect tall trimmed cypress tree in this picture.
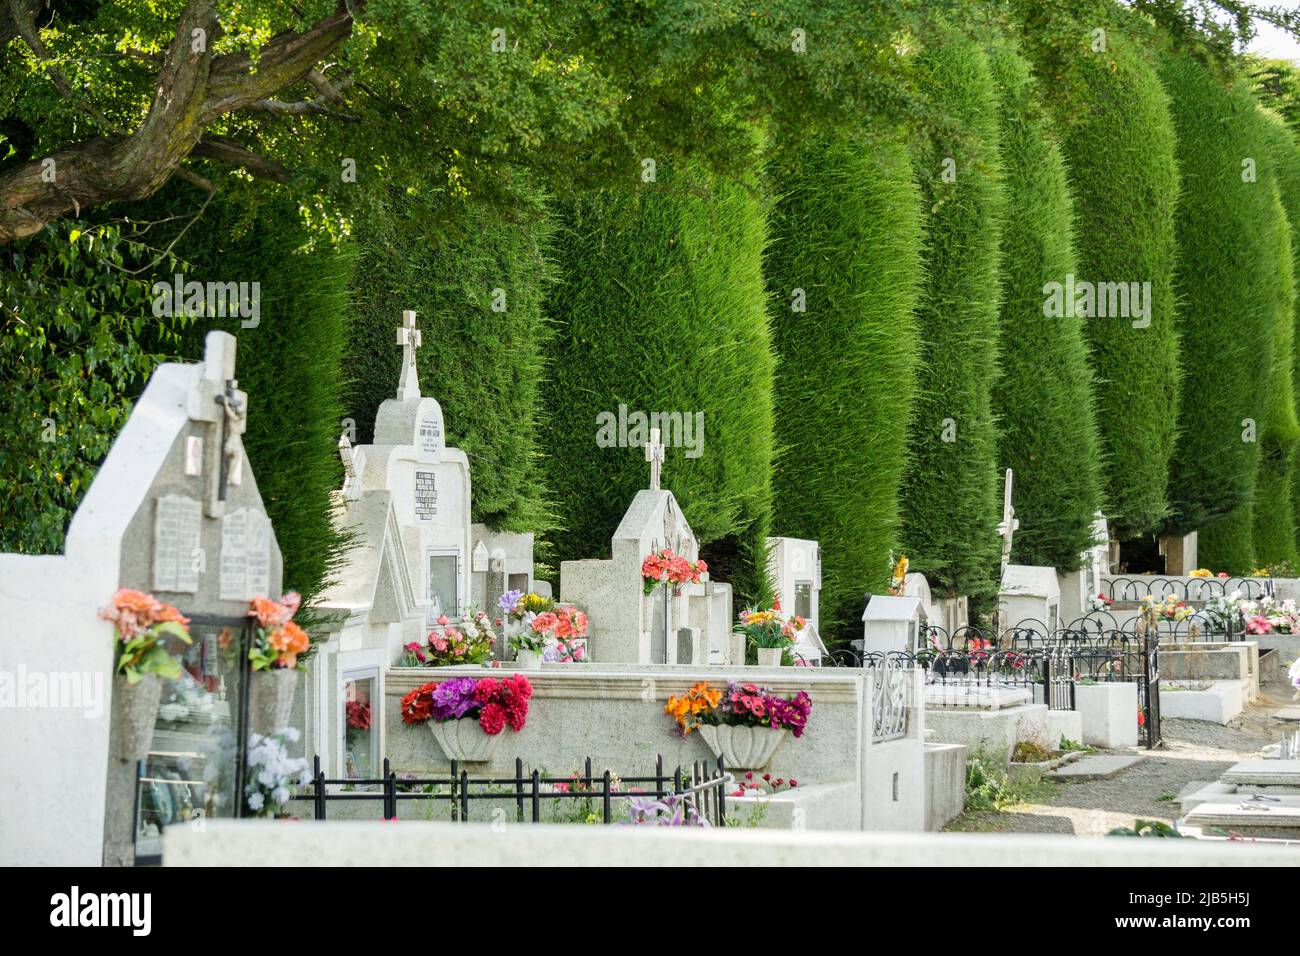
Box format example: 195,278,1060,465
1160,58,1278,550
343,191,555,534
1250,183,1298,569
988,43,1103,572
1021,25,1181,542
541,165,775,604
899,33,1005,603
164,191,355,604
765,137,924,639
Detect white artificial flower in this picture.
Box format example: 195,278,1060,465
247,792,265,811
272,786,290,806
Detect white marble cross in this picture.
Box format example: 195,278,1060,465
338,433,361,501
396,309,422,401
645,427,665,491
996,468,1019,573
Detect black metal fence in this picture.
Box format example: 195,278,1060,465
853,622,1163,748
290,754,732,826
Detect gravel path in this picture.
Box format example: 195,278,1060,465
946,667,1297,836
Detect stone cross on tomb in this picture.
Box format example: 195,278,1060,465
338,433,361,501
996,467,1019,574
396,309,422,401
190,331,248,516
645,426,665,492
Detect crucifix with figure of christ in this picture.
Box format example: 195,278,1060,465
996,468,1019,575
645,427,665,492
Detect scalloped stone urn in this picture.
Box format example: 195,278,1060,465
249,668,298,738
430,716,502,763
113,673,161,763
697,724,788,770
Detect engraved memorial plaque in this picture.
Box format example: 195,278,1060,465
152,494,202,593
414,470,438,520
220,507,271,600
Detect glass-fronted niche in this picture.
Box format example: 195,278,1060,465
426,549,461,619
794,582,813,620
136,617,251,862
342,669,378,781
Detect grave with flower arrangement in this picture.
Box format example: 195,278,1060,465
560,429,714,664
766,537,826,664
309,311,479,779
0,330,290,866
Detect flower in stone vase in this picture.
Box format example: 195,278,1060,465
247,593,309,671
641,548,706,595
99,588,193,683
400,675,532,734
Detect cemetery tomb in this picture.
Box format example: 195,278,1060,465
766,536,826,663
999,564,1061,632
0,332,285,866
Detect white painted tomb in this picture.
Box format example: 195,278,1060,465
309,311,476,779
0,332,284,866
861,595,927,655
999,564,1061,632
766,536,826,662
1059,513,1110,624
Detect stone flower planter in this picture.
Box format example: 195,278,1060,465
698,724,787,770
513,648,543,671
249,668,298,737
113,673,161,763
430,716,501,763
756,647,783,667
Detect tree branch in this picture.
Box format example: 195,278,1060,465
191,135,290,183
0,0,361,242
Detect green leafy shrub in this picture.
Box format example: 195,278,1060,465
764,136,923,638
0,223,181,553
988,41,1103,571
899,32,1006,603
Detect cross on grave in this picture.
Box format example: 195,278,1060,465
215,378,246,502
645,427,665,492
996,467,1019,574
191,331,248,516
396,309,422,401
338,433,361,501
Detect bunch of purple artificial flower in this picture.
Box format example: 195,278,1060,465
429,677,478,720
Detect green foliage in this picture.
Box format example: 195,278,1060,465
0,222,182,553
899,32,1005,602
1252,182,1299,567
1106,819,1185,838
1161,56,1279,536
988,42,1104,572
1255,109,1300,563
160,190,354,605
342,189,554,533
541,164,775,604
963,744,1046,812
1199,502,1257,574
1021,21,1182,539
764,137,923,638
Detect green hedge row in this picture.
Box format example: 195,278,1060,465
898,33,1005,602
165,191,355,604
988,42,1104,572
1160,57,1278,539
1032,29,1182,540
342,191,555,534
541,165,775,605
764,136,924,638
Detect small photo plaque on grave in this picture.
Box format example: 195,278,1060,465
152,494,202,593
